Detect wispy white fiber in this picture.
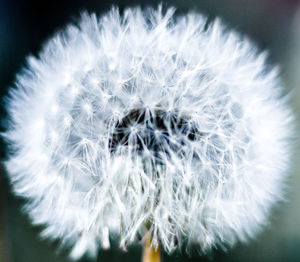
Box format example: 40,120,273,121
3,6,293,260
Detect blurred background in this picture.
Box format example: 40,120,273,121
0,0,300,261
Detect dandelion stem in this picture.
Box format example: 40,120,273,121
142,233,160,262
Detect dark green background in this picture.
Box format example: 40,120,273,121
1,0,300,261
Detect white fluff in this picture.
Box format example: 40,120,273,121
3,6,293,259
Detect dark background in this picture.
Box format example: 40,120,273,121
1,0,300,261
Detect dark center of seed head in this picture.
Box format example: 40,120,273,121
109,108,198,158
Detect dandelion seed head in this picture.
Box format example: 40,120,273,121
3,6,293,260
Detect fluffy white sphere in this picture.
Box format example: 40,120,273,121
3,6,293,260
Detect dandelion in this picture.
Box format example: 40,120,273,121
3,6,293,261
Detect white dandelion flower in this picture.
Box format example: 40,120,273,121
3,6,293,260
